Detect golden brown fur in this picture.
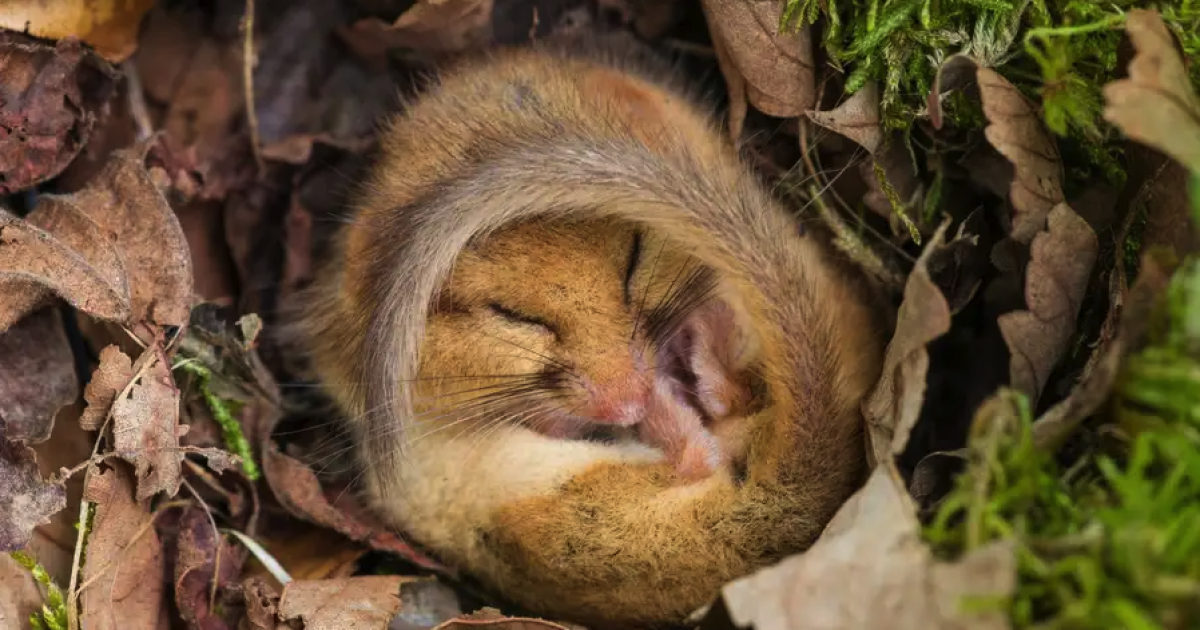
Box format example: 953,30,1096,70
288,36,887,628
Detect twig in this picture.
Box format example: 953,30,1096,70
67,342,170,630
181,476,223,615
122,62,154,141
241,0,265,176
74,501,191,596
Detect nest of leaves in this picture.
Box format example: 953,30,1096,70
0,1,1197,629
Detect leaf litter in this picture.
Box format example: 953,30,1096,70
1,2,1199,630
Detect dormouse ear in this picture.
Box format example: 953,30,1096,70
701,286,761,371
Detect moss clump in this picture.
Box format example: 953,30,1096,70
782,0,1198,187
174,360,261,481
923,236,1200,627
8,551,69,630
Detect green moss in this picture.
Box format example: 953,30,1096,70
782,0,1198,192
8,551,68,630
922,244,1200,627
174,360,260,481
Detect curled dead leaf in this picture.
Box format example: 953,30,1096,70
0,142,194,333
434,607,575,630
173,505,246,629
52,142,195,329
0,31,117,194
998,203,1098,405
718,466,1015,630
339,0,496,64
1103,9,1200,174
1032,248,1177,450
0,307,79,443
0,0,157,63
701,0,814,137
79,463,167,630
0,437,66,552
806,82,884,154
931,55,1065,243
80,345,134,431
111,346,187,500
261,442,445,571
0,206,130,332
277,575,407,628
863,221,954,466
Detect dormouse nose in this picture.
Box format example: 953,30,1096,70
585,373,652,426
578,348,653,426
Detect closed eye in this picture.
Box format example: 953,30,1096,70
623,230,643,306
487,302,559,337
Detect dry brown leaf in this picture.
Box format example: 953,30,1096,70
172,506,247,629
29,398,94,585
998,203,1098,405
0,142,194,332
932,55,1065,243
339,0,496,64
806,82,884,154
0,307,79,443
261,442,445,571
80,345,134,431
701,0,814,137
434,607,574,630
0,551,45,630
51,142,195,329
0,437,66,552
862,221,954,467
242,523,367,589
1103,9,1200,173
277,575,407,628
719,466,1014,630
241,577,284,630
111,347,188,500
1032,248,1176,450
0,206,130,332
0,31,117,194
0,0,157,63
79,463,167,630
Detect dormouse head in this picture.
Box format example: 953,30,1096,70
415,218,756,442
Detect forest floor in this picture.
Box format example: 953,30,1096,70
1,1,1198,629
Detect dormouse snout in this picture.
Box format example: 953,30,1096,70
576,349,654,426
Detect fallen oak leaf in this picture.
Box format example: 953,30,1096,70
277,575,408,628
803,81,924,235
261,442,445,572
111,346,188,500
806,81,884,154
1032,248,1177,451
434,607,575,630
0,32,117,194
338,0,496,65
700,0,814,138
1103,9,1200,174
79,463,167,630
862,220,954,467
0,206,130,332
717,465,1015,630
0,307,79,443
79,345,134,431
931,54,1065,243
0,435,66,552
0,0,157,63
998,203,1099,406
172,505,246,630
47,140,195,329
